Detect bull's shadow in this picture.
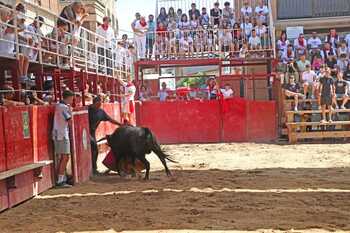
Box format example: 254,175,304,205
1,167,350,233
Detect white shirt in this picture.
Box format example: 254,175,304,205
134,20,148,38
158,89,169,101
249,35,261,47
277,39,289,52
255,5,269,22
241,6,252,17
221,88,234,98
52,102,72,140
308,37,322,49
302,70,316,83
96,25,115,49
345,34,350,49
240,23,253,37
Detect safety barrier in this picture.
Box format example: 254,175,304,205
0,109,8,211
136,98,277,143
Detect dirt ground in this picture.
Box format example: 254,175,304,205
1,143,350,233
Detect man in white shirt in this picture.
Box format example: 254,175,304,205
221,83,234,99
307,32,322,58
255,0,269,24
134,16,148,59
302,64,317,98
96,16,115,75
249,29,261,49
240,0,252,18
240,16,253,37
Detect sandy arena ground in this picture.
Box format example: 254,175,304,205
1,143,350,233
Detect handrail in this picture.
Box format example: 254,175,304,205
267,0,276,59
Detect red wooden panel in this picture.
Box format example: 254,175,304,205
36,166,53,194
178,100,221,143
0,180,8,212
0,108,6,172
8,171,34,208
3,107,33,169
247,100,277,142
222,98,248,142
138,101,179,144
72,112,92,184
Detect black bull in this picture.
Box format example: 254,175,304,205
98,125,177,180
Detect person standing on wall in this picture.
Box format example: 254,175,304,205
96,16,115,75
88,96,121,175
52,90,75,187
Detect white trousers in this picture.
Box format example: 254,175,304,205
135,36,146,59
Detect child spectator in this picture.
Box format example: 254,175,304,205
158,81,169,101
283,76,305,111
333,72,349,109
319,68,335,123
311,51,324,71
220,26,232,53
134,16,148,59
210,2,222,27
168,7,177,22
302,64,316,98
239,41,249,58
221,83,234,99
146,14,156,59
207,78,219,100
176,9,182,24
255,0,269,24
47,20,69,67
255,19,267,37
52,90,74,187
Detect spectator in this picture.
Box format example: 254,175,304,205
0,85,24,106
168,7,177,22
241,0,252,19
301,64,317,98
121,34,130,49
220,26,232,53
277,31,289,59
222,1,235,27
282,44,295,64
210,2,222,27
296,54,311,73
326,54,338,76
337,53,348,73
52,90,74,187
307,32,322,58
158,82,169,101
221,83,234,99
333,72,349,109
26,87,47,105
200,7,210,27
241,16,253,37
118,75,136,124
311,51,324,71
157,7,168,26
293,33,307,57
72,5,88,45
343,63,350,82
134,16,148,60
189,3,200,20
255,19,266,37
58,0,83,32
96,16,115,75
146,14,156,59
319,68,335,123
337,41,349,58
321,42,336,60
255,0,269,24
325,28,339,49
88,96,121,175
47,20,69,67
139,85,151,101
345,32,350,51
283,76,304,111
248,29,261,50
25,16,44,62
176,9,182,24
131,12,141,33
239,41,249,58
42,80,54,103
207,78,219,100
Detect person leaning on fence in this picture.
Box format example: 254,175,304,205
52,90,75,188
46,20,69,67
96,16,115,75
0,85,25,106
88,96,121,175
58,0,83,33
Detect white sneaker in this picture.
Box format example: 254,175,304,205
341,105,346,109
294,106,298,112
335,105,339,109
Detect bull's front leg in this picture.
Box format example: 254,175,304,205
117,158,126,178
139,156,150,180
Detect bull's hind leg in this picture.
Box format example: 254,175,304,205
139,156,150,180
158,157,171,177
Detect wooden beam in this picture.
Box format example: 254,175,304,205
0,160,53,181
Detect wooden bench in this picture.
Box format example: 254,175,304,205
286,121,350,143
285,109,350,123
283,98,343,110
0,160,53,189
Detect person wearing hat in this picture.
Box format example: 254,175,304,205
88,96,121,175
52,90,75,187
96,16,115,75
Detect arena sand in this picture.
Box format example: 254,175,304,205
0,143,350,233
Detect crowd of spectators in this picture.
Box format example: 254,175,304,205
279,29,350,123
131,0,272,60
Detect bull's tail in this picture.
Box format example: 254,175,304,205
144,128,178,163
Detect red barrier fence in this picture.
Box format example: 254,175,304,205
137,98,277,143
0,109,8,211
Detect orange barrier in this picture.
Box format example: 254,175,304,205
136,98,277,143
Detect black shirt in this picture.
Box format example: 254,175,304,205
283,83,300,93
210,8,222,25
188,9,200,19
320,77,334,96
88,105,112,138
335,80,348,94
343,70,350,81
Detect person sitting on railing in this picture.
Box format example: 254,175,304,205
146,14,156,59
248,29,261,51
283,75,305,112
24,16,44,62
255,0,269,25
210,2,222,28
223,2,235,27
0,85,25,106
96,16,115,75
333,72,349,109
307,32,322,60
325,28,340,50
293,33,307,58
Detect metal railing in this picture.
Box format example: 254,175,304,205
0,1,132,79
